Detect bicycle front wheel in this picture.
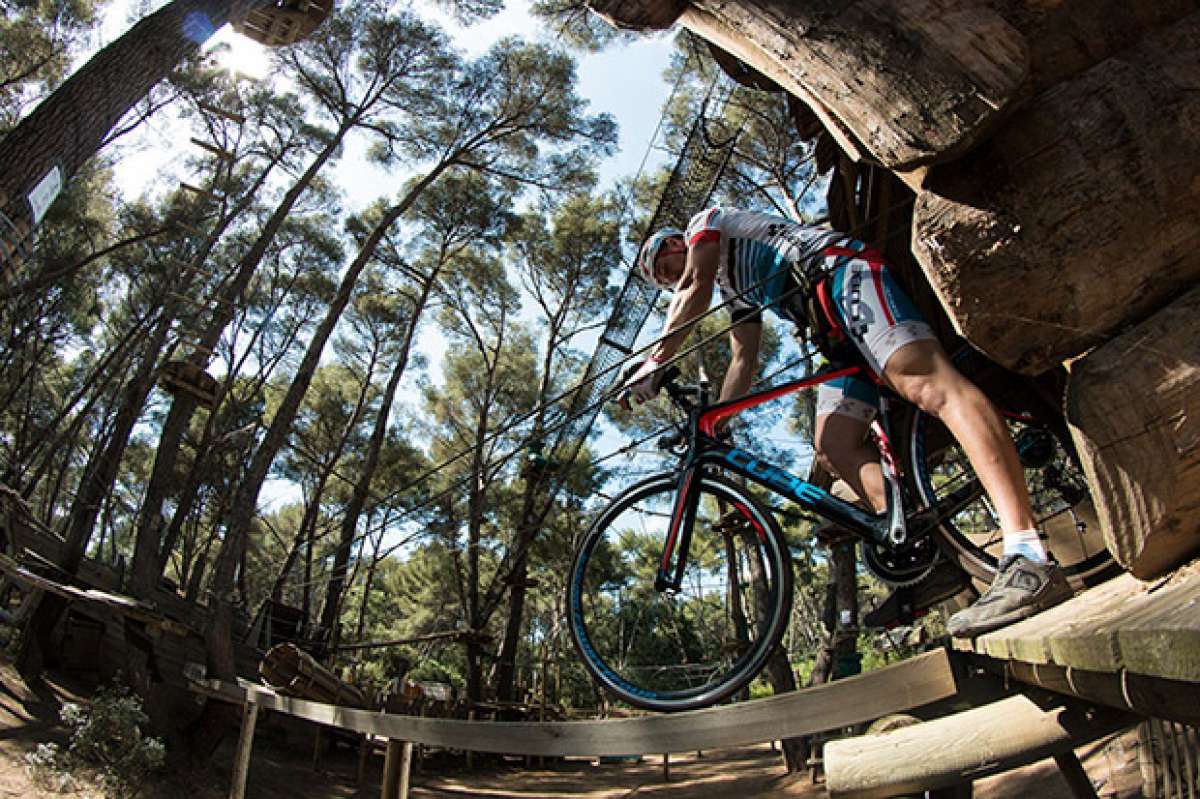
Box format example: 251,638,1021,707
568,472,793,712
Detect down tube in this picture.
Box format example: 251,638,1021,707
706,447,886,541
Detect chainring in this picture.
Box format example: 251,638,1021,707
861,536,940,587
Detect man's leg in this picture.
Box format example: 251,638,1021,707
813,379,885,511
821,251,1069,636
814,412,884,510
882,340,1037,538
882,340,1071,635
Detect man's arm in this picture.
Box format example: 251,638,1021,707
720,319,762,402
649,238,720,361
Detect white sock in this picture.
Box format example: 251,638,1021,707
1003,529,1048,562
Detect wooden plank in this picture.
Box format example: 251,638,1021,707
824,694,1131,798
0,553,193,636
230,700,259,799
973,572,1146,666
192,650,956,758
962,563,1200,682
1116,566,1200,682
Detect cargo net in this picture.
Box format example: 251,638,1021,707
542,89,740,474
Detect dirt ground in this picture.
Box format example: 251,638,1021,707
0,655,1146,798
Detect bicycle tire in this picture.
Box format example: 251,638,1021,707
568,471,793,712
903,406,1116,587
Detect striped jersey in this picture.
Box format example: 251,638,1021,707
684,207,851,324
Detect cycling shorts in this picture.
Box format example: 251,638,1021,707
814,246,935,421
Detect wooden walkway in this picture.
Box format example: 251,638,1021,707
953,558,1200,723
193,649,956,758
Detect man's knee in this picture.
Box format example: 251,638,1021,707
884,341,959,416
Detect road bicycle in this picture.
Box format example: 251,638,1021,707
567,348,1114,712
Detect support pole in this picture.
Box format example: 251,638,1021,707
662,752,670,782
1053,752,1100,799
229,700,260,799
381,740,413,799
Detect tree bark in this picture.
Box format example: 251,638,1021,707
0,0,236,235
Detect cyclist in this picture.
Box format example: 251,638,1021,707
620,207,1071,637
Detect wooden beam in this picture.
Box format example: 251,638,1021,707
824,694,1132,798
179,183,224,203
230,700,260,799
191,649,957,757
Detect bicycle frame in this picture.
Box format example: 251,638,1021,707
656,364,907,593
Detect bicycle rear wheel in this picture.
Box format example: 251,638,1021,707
905,408,1115,587
568,472,793,712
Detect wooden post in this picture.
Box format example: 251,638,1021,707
381,739,413,799
662,752,670,782
1053,751,1100,799
465,709,475,769
229,700,260,799
356,734,370,786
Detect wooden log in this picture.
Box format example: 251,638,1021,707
585,0,687,30
1070,283,1200,575
230,700,260,799
982,0,1200,95
677,0,1028,170
912,14,1200,374
824,694,1130,798
1065,284,1200,578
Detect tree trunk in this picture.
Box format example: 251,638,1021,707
315,266,437,655
18,308,177,675
1067,285,1200,580
0,0,236,238
912,14,1200,374
132,122,354,597
208,165,447,684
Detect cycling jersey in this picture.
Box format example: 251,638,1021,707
684,207,850,325
684,207,936,421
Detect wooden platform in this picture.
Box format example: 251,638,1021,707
954,559,1200,680
952,559,1200,725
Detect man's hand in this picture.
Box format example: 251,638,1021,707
619,355,665,410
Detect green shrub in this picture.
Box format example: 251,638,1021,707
27,684,165,798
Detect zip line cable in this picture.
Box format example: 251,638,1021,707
270,185,920,594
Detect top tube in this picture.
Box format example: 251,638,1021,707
698,364,863,438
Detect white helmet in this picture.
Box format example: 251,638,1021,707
636,227,683,289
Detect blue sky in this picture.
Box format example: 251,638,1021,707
95,0,680,514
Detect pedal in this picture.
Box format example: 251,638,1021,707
863,560,973,628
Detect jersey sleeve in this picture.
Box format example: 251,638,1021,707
684,207,723,247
